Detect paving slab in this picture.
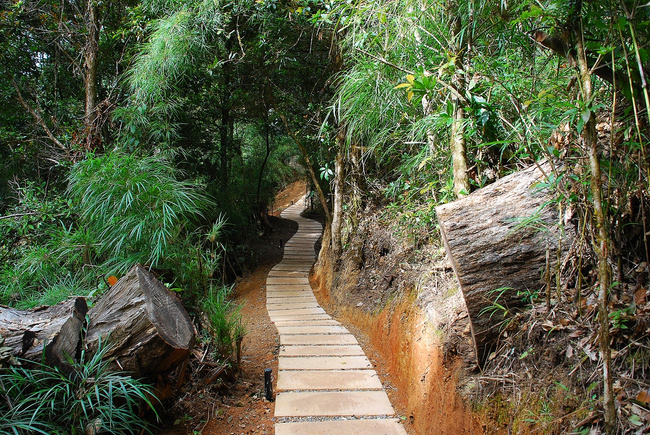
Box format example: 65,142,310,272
268,313,332,322
266,303,321,311
277,369,382,391
280,334,358,346
275,419,407,435
274,391,395,417
273,319,339,327
266,277,311,285
270,264,313,271
273,261,314,267
267,291,316,297
266,295,314,302
276,325,349,335
268,270,307,277
267,297,318,304
268,306,325,314
268,308,327,319
279,344,365,356
279,355,372,370
265,284,313,291
266,284,313,290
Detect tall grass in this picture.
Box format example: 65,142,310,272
202,285,246,362
0,342,158,434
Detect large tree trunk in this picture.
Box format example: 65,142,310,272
83,0,100,150
85,264,195,377
0,298,88,371
436,160,574,364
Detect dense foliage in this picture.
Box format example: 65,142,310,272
1,0,648,432
0,342,157,434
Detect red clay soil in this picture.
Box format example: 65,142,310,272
311,271,483,435
198,263,279,435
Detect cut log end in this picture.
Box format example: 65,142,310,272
0,297,88,370
86,264,195,378
1,265,195,379
436,160,574,365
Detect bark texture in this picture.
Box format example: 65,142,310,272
85,264,195,377
0,298,87,371
436,161,574,364
1,265,195,378
331,150,344,259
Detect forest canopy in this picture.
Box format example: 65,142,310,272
0,0,649,432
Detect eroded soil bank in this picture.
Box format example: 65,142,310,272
311,222,484,434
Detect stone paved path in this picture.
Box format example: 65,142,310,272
268,197,407,435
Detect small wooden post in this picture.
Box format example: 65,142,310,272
264,368,274,401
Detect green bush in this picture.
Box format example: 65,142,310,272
67,152,212,272
0,342,158,434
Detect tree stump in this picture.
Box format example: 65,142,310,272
436,160,574,364
0,298,87,370
85,264,195,377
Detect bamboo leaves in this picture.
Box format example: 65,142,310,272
67,152,212,271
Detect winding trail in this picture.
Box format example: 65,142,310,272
267,197,407,434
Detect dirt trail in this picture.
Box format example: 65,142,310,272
160,180,413,434
198,182,306,434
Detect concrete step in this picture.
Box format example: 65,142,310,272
274,391,395,417
267,297,318,305
266,303,322,311
277,369,382,391
279,355,372,370
268,313,332,322
280,334,358,346
275,419,407,435
276,325,349,335
266,277,311,285
273,319,340,327
268,308,327,318
279,344,365,356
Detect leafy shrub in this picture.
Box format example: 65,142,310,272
202,285,246,362
0,342,158,434
67,152,212,272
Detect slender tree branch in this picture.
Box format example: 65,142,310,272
533,30,642,103
11,78,67,151
354,47,469,104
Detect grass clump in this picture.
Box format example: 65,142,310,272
0,342,158,434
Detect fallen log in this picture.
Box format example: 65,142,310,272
85,264,195,377
436,160,574,364
0,297,87,370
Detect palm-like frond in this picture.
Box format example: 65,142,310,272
68,152,213,270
